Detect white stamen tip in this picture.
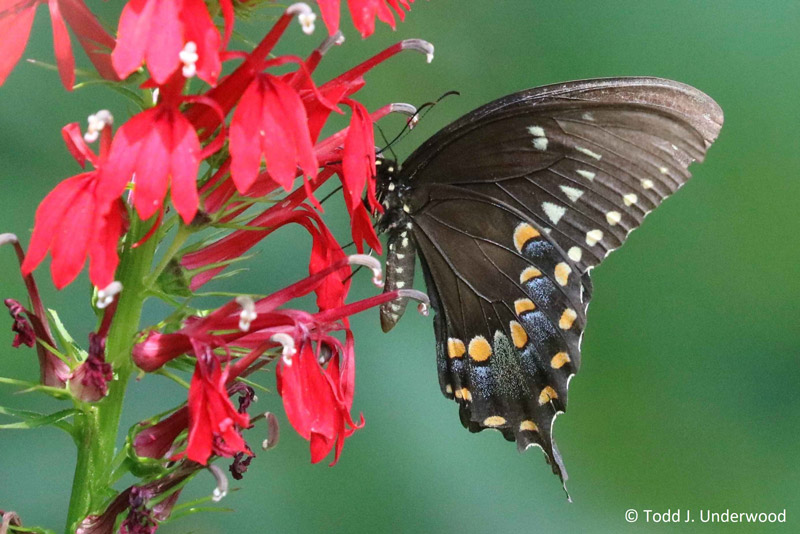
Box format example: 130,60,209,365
271,333,297,366
96,281,122,309
348,254,384,288
401,39,435,63
84,110,113,143
397,289,430,316
390,103,418,118
179,41,198,79
298,11,316,34
235,296,257,332
287,2,313,17
208,464,229,502
0,233,19,246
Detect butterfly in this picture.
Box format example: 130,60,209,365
374,77,723,485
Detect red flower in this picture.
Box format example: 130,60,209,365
0,0,116,89
318,0,415,38
276,335,362,465
185,347,251,465
229,73,319,193
112,0,229,85
21,123,126,289
100,105,206,224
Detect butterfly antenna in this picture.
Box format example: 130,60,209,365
377,91,461,153
318,184,343,206
375,123,399,162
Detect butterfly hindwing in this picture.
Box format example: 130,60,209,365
410,186,589,480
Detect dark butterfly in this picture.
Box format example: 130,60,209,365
374,77,723,485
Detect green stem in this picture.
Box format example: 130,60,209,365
64,219,158,534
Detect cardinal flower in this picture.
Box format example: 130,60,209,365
318,0,415,38
0,0,117,89
185,347,251,465
229,73,319,193
21,121,126,289
100,103,211,224
112,0,232,85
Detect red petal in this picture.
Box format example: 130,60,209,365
229,80,267,193
317,0,341,35
181,0,222,85
48,0,75,90
58,0,118,81
166,110,201,223
0,2,36,86
21,173,87,279
143,0,182,84
49,176,95,288
88,199,125,288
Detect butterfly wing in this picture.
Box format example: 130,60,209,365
402,77,724,272
387,77,722,481
411,186,590,482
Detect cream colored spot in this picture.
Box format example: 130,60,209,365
560,185,584,203
576,146,602,160
447,338,465,359
483,416,507,427
568,246,583,262
641,179,654,189
509,321,528,349
519,420,538,432
527,126,545,137
659,166,669,174
559,309,577,330
585,229,604,246
513,223,540,253
606,211,622,226
514,298,536,315
623,193,638,206
551,352,571,369
520,267,542,283
542,202,566,225
577,169,596,181
554,262,571,286
468,336,492,362
533,137,548,151
538,386,558,405
454,387,472,402
445,384,453,394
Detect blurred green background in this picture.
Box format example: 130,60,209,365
1,1,799,533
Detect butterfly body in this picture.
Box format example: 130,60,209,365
376,77,723,484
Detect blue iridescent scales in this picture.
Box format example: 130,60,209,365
376,77,723,487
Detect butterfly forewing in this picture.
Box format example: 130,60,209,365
380,77,723,482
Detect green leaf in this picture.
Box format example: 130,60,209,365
47,309,83,363
0,406,77,435
9,524,58,534
0,376,73,400
155,259,193,298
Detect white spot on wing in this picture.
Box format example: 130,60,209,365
585,229,603,246
576,146,602,160
542,202,566,225
659,166,669,174
577,170,595,181
641,179,654,189
533,137,548,151
606,211,621,225
623,193,638,206
568,246,582,262
527,126,545,137
559,185,584,203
